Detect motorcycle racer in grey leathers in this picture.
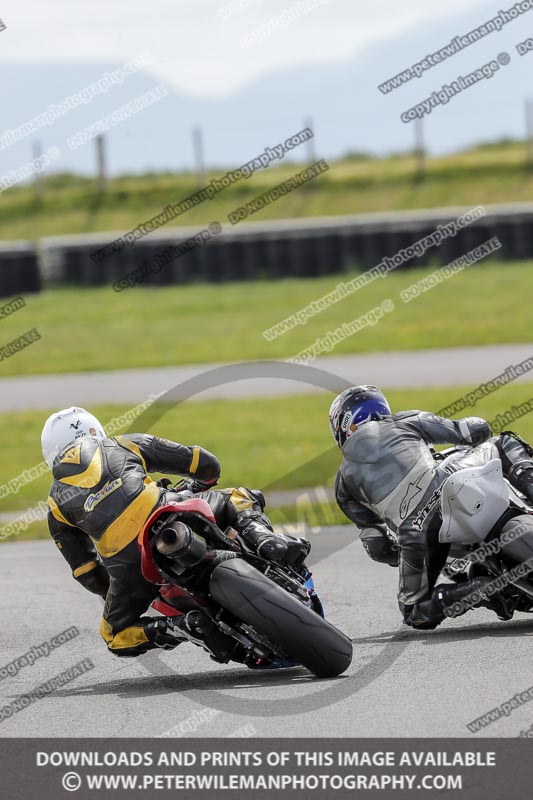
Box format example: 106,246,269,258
330,386,533,630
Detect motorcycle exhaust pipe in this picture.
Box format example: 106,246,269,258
154,520,207,568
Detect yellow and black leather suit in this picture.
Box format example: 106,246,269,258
47,433,222,655
47,433,279,657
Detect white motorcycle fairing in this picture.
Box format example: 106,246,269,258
439,458,510,544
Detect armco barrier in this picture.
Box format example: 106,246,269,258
37,204,529,286
0,243,41,298
3,203,533,293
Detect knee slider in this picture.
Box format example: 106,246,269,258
360,529,397,565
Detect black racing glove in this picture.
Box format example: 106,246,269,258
255,533,289,562
241,522,310,566
171,477,218,494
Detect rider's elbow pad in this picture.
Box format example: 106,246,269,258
191,447,221,485
459,418,492,446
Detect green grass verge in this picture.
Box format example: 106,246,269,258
5,503,349,542
268,502,348,530
3,384,533,536
1,260,532,376
2,141,533,239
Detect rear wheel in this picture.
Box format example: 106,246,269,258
209,559,352,678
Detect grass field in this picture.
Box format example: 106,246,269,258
3,383,533,543
1,141,533,240
1,260,531,376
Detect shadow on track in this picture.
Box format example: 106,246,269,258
351,617,533,646
48,664,353,700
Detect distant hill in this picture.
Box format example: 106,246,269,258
0,3,531,175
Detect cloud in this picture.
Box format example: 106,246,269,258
0,0,488,97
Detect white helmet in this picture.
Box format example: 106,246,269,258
41,407,106,468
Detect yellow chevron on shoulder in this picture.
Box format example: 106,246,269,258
60,444,82,465
59,447,102,489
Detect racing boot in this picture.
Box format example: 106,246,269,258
434,577,515,622
145,612,242,662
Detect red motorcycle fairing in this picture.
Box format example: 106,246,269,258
138,498,216,617
151,589,189,618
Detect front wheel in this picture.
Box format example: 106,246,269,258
209,559,352,678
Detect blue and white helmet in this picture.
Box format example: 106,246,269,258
328,385,391,448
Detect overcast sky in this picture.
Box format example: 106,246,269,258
1,0,489,97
